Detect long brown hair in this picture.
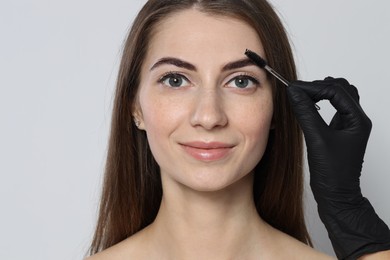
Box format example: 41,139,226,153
89,0,308,255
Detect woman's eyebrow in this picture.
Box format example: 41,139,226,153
150,57,256,71
221,58,256,71
150,57,197,71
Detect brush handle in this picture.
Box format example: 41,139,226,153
264,65,289,86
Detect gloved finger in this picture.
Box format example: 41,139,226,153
286,83,328,135
324,76,360,103
329,88,360,130
323,77,362,129
322,77,369,131
291,79,372,133
289,79,363,119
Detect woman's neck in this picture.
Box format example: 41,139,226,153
147,172,274,259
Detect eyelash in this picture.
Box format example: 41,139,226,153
157,71,190,87
157,71,261,89
226,73,260,88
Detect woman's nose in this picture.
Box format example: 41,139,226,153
189,88,228,130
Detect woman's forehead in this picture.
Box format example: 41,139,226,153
146,9,265,68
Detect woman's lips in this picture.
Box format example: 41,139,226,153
180,142,235,162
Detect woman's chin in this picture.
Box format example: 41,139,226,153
176,171,253,194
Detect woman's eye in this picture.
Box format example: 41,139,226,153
158,73,190,88
226,75,259,89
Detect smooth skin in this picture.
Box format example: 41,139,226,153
89,9,334,260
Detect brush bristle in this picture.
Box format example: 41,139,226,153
245,49,267,68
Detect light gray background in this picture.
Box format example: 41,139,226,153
0,1,389,259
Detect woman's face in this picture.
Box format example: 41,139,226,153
135,9,273,192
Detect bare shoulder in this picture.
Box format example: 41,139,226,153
270,227,335,260
86,227,152,260
280,236,334,260
359,250,390,260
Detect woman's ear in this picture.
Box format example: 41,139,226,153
132,101,145,130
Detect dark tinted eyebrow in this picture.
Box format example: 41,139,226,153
221,58,256,71
150,57,256,72
150,57,197,71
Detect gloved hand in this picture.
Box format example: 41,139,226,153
286,77,390,259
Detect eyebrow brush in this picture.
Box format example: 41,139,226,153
245,49,320,110
245,49,289,86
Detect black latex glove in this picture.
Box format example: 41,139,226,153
286,77,390,259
